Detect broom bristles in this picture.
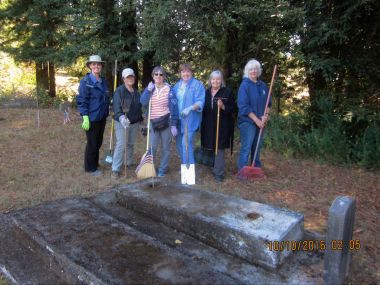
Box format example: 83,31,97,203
136,162,156,179
237,166,266,180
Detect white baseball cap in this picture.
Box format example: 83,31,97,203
122,68,135,78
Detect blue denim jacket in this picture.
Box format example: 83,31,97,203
172,77,205,133
77,73,109,122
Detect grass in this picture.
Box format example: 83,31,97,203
0,106,379,284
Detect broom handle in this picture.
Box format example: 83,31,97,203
109,60,117,150
146,96,152,152
251,64,277,167
215,104,220,156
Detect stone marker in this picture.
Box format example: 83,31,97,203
116,180,304,269
324,196,356,285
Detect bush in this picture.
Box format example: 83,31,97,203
265,96,379,169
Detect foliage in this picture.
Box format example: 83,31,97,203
266,96,380,169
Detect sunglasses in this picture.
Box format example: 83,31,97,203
154,73,164,77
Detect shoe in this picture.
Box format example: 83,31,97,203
213,173,224,182
126,164,136,169
157,170,165,177
89,170,102,177
111,171,120,179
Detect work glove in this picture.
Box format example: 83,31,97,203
171,126,178,137
82,115,90,131
181,105,193,117
119,115,130,129
147,82,155,92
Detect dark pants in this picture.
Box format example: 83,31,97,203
84,118,106,172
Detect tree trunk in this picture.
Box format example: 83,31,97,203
48,62,56,97
36,62,49,94
142,52,154,88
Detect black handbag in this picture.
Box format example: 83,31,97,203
151,113,170,131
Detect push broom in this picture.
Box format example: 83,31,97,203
105,60,117,164
237,64,277,180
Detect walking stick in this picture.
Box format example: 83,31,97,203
215,104,220,156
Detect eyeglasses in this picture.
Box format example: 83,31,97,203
154,73,164,77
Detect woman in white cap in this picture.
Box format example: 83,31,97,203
77,55,110,176
111,68,143,178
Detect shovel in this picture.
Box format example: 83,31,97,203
181,118,195,185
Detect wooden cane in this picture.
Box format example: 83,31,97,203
215,104,220,156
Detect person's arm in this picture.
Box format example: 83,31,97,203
237,83,263,128
77,79,90,116
218,87,236,114
192,80,205,112
140,86,153,107
168,87,179,126
112,88,124,122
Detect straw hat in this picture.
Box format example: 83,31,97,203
86,55,105,68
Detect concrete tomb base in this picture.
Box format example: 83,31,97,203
0,180,324,284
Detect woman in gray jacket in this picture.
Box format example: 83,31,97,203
111,68,143,178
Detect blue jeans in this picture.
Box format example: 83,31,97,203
176,131,196,164
150,125,172,174
112,120,139,172
238,122,264,170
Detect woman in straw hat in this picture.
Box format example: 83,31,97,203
77,55,110,176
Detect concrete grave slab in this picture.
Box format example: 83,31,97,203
1,198,239,284
0,182,325,285
116,179,304,269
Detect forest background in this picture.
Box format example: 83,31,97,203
0,0,379,168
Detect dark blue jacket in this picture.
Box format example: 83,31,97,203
140,83,179,127
77,73,109,122
237,78,271,125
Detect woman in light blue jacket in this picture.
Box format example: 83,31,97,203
172,63,205,169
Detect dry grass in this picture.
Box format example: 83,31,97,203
0,106,379,284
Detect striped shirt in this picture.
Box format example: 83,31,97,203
150,84,170,120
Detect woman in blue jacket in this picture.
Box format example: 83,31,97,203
172,64,205,182
237,59,271,171
77,55,110,176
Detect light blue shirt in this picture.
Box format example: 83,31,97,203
177,82,187,113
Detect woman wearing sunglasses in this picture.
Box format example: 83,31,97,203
140,66,179,177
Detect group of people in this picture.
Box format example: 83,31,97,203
76,55,271,183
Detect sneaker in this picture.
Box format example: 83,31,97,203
89,170,102,177
111,171,120,179
157,170,165,177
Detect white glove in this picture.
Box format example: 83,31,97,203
119,115,130,129
147,82,155,92
181,105,193,117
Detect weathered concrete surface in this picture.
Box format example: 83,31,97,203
0,182,324,285
1,198,239,284
116,179,304,269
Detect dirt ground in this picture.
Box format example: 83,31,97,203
0,107,379,284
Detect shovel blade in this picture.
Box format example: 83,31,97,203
186,164,195,185
181,164,187,184
104,155,113,164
